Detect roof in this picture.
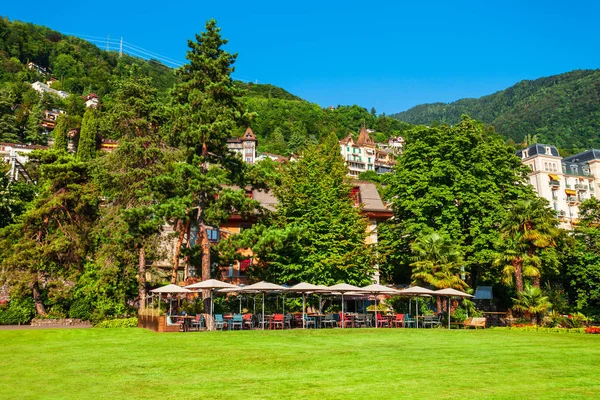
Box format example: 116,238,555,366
563,149,600,164
339,135,353,145
354,181,390,212
240,127,257,141
357,126,375,147
516,143,560,158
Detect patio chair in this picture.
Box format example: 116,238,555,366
423,315,441,328
214,314,227,331
284,314,293,329
271,314,284,330
339,313,353,328
404,314,416,328
321,314,336,328
191,314,205,331
393,313,405,328
243,313,254,330
231,314,243,330
303,314,316,329
354,314,368,328
376,313,389,328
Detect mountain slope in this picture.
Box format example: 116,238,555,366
391,70,600,149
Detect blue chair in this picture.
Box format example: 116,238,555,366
231,314,243,330
214,314,227,330
404,314,416,328
303,314,316,329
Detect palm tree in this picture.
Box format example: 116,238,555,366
512,285,552,324
410,232,467,313
496,199,558,291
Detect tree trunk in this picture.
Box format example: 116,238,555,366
514,258,524,292
138,245,146,309
183,219,191,280
436,296,443,314
32,279,46,316
532,276,540,288
200,224,211,314
171,219,185,284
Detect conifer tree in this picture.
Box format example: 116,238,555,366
77,109,97,161
52,114,69,151
155,20,255,307
0,90,20,143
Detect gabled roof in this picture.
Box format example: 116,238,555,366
339,135,354,145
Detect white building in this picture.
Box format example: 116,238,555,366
31,81,69,99
517,144,600,229
339,126,396,177
227,127,257,164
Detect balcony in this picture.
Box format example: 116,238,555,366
556,210,567,219
575,184,588,191
549,180,560,187
567,196,580,205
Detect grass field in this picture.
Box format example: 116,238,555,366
1,328,599,399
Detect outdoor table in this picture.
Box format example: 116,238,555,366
173,315,195,332
309,314,325,329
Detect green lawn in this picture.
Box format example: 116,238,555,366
1,328,599,399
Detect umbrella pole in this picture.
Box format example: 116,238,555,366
319,295,322,314
375,294,378,329
341,293,345,329
262,293,265,330
416,298,419,329
303,293,306,329
448,296,451,329
211,291,214,331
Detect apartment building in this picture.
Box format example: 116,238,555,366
227,127,257,164
517,143,600,228
339,126,396,177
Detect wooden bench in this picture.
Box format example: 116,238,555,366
463,317,486,329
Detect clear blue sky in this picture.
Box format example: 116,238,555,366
4,0,600,114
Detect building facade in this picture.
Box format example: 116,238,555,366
227,127,257,164
339,126,396,177
517,143,600,229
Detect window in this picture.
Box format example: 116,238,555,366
544,162,548,171
546,146,551,155
207,229,219,242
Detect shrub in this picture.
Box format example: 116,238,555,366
0,297,36,325
585,327,600,334
69,298,92,320
451,308,467,322
497,325,586,334
94,317,138,328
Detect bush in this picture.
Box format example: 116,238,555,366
0,297,36,325
451,308,467,322
94,317,138,328
585,327,600,334
68,298,92,320
494,326,586,334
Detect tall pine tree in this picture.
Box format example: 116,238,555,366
77,108,97,161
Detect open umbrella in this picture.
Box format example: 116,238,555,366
150,284,191,315
323,283,368,329
434,288,474,329
185,279,237,330
361,284,401,328
398,286,436,328
238,281,286,330
285,283,323,329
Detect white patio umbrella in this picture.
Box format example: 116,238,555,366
285,282,323,329
323,283,368,329
434,288,474,329
398,286,436,328
185,279,237,330
238,281,286,330
361,284,402,328
150,284,192,315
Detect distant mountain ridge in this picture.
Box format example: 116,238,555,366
390,70,600,150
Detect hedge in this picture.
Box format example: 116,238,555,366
94,317,138,328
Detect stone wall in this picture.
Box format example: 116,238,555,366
30,318,91,327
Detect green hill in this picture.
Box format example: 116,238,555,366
390,70,600,150
0,17,411,149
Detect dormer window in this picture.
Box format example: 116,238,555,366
523,150,529,158
546,147,551,155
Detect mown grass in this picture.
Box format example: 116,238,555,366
0,328,598,399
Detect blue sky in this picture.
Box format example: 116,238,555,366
4,1,600,114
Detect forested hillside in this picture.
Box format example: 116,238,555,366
391,70,600,151
0,18,411,149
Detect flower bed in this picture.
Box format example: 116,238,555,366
585,326,600,334
492,326,586,334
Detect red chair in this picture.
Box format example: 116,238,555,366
393,313,405,328
376,313,389,328
339,312,353,328
271,314,285,330
243,313,253,330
